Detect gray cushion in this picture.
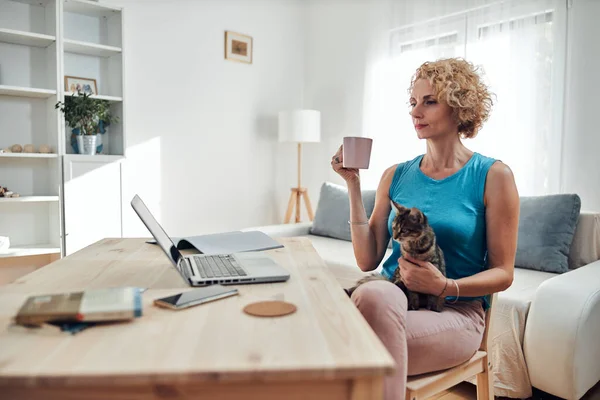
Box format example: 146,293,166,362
310,182,376,241
515,194,581,273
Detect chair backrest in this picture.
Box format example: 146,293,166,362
479,292,498,352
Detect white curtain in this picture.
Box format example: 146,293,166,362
360,0,567,197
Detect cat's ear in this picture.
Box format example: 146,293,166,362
410,207,425,224
391,201,407,214
410,207,427,224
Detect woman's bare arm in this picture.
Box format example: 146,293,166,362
349,165,396,271
441,161,519,297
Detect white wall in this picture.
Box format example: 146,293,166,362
303,0,374,196
102,0,306,237
560,0,600,212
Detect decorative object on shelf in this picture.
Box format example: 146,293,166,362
0,236,9,254
64,76,98,95
278,109,321,223
77,134,97,155
70,129,81,153
10,144,22,153
0,148,9,153
23,144,35,153
69,126,107,155
96,120,108,154
55,91,119,155
39,144,52,154
225,31,253,64
0,186,20,198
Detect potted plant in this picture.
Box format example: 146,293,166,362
55,91,119,155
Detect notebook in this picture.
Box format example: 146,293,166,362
147,230,283,255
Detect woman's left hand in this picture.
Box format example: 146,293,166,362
398,256,446,295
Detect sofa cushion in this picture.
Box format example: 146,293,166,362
307,233,391,271
307,233,390,288
568,212,600,269
310,182,376,241
515,194,581,273
308,234,363,269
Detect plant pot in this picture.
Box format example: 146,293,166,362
71,128,106,154
76,135,98,155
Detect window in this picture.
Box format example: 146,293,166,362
361,0,566,196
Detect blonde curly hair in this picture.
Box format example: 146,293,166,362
409,58,493,139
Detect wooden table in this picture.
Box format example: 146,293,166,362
0,237,395,400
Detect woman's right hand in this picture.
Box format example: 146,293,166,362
331,145,360,184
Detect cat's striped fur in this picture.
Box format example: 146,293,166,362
345,201,447,312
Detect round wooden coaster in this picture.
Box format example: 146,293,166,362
243,301,297,318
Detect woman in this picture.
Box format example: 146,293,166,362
331,58,519,399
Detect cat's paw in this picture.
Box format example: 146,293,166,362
408,301,420,310
407,291,420,310
345,274,389,299
355,273,387,286
427,295,444,312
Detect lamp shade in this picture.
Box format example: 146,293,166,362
278,110,321,143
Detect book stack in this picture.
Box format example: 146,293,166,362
15,287,143,332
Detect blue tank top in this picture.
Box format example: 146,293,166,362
381,152,497,306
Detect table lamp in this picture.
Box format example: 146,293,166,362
278,110,321,223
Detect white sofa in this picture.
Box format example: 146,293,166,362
245,211,600,399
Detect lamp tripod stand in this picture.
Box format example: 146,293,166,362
284,143,314,223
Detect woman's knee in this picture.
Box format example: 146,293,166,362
351,280,408,326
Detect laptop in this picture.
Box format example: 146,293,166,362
131,195,290,286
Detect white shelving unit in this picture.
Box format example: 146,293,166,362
62,0,124,157
0,0,125,266
0,244,61,259
0,0,61,264
63,0,121,18
0,196,60,203
0,28,56,47
63,153,124,162
0,153,58,159
0,85,57,98
63,38,121,57
64,92,122,102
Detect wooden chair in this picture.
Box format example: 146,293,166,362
405,293,497,400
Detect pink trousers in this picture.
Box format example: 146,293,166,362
351,280,485,400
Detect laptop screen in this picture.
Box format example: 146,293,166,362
130,195,184,273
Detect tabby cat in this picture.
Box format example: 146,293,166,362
345,201,447,312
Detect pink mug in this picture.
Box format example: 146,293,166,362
343,136,373,169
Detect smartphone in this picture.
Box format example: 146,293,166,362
153,285,239,310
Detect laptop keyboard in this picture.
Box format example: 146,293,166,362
192,255,247,278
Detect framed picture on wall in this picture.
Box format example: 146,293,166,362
224,31,253,64
64,76,98,95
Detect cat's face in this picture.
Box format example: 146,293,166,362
391,201,429,242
